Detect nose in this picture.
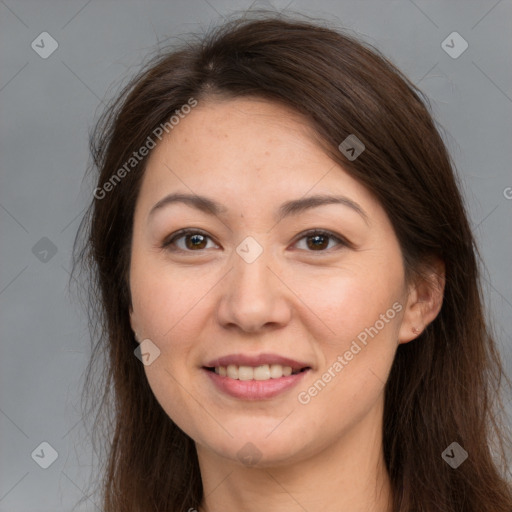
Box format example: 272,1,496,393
216,245,292,333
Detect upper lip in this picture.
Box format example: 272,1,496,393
204,353,312,372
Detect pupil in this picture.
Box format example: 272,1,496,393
186,234,206,249
308,234,328,250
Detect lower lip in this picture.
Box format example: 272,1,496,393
203,368,310,400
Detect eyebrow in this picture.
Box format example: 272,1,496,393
148,192,369,225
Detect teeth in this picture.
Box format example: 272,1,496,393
254,364,271,380
227,364,239,379
213,364,296,380
238,366,254,381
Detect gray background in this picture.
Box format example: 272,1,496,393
1,0,511,510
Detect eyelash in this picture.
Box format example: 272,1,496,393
161,228,351,254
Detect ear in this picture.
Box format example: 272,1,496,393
398,258,445,344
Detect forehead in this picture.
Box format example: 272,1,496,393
153,97,322,171
137,97,378,220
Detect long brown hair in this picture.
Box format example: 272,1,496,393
73,12,512,512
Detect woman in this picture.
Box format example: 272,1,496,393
73,13,512,512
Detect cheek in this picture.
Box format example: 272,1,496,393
130,260,213,436
293,276,401,439
294,262,403,344
130,254,213,344
293,256,403,401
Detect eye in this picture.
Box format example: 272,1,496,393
292,229,349,252
162,229,218,252
162,228,351,254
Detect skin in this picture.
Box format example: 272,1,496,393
129,97,444,512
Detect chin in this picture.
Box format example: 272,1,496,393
199,427,313,469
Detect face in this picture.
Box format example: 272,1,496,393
129,97,411,467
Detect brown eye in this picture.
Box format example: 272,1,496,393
306,233,329,250
184,233,207,250
294,230,348,252
163,229,218,252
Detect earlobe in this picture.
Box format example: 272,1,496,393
398,259,445,344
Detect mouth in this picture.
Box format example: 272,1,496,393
202,354,312,400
